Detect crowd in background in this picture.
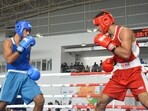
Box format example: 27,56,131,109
61,58,147,73
61,61,102,73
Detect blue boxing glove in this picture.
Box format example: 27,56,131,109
28,65,40,81
17,36,36,53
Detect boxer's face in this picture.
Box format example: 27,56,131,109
23,29,31,38
98,25,103,33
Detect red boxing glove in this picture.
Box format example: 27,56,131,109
102,58,115,72
94,33,118,52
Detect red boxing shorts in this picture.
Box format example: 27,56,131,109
103,66,148,101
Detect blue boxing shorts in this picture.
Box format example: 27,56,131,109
0,70,42,104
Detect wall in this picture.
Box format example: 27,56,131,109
31,32,96,73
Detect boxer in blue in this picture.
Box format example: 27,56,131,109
0,21,44,111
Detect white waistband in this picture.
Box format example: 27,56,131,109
8,69,27,74
114,57,141,70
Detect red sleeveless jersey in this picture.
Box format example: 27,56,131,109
112,26,140,63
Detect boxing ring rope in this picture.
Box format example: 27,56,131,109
46,94,134,98
5,104,146,110
0,71,147,78
0,72,111,78
39,83,107,87
0,72,147,110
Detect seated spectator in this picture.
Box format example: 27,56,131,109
86,108,91,111
79,62,85,72
47,102,53,111
125,109,131,111
70,63,74,69
55,100,61,111
77,108,81,111
91,62,102,72
140,58,145,64
68,100,72,105
91,62,98,72
85,65,90,72
61,62,69,72
73,62,80,72
100,60,103,66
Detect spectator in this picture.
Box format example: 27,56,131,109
140,58,145,64
47,102,53,111
61,62,69,72
79,62,85,72
85,65,90,72
100,60,103,66
68,100,72,105
77,108,81,111
68,100,72,111
86,108,90,111
125,109,131,111
70,63,74,69
91,62,101,72
73,62,80,72
55,100,61,111
91,62,98,72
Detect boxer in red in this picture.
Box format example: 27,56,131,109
93,10,148,111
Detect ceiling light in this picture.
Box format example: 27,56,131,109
81,43,86,47
87,29,93,33
36,33,43,38
93,28,98,32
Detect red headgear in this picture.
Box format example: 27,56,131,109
93,10,114,34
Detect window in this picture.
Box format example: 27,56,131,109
30,58,52,71
42,59,46,71
47,59,52,71
0,62,6,73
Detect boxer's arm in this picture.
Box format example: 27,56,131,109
113,27,134,60
3,39,20,64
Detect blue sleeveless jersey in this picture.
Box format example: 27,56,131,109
1,38,42,105
7,39,31,70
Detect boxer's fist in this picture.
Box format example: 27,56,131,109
102,58,115,72
94,33,118,52
17,36,36,53
28,65,40,81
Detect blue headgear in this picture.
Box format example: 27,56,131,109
15,21,32,37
